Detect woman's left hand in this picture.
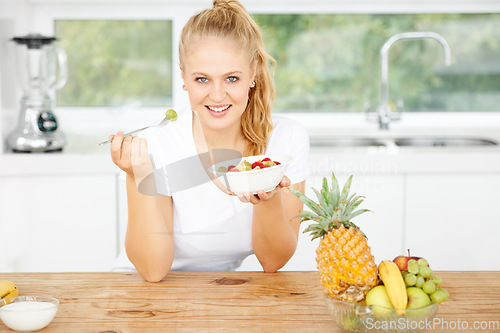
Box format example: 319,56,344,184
229,176,291,204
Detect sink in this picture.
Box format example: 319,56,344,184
394,137,498,147
310,137,499,148
309,138,387,147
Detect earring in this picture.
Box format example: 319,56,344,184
182,84,186,90
251,81,256,88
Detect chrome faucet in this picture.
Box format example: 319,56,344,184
374,31,451,130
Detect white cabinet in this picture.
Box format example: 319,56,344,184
240,151,500,272
405,174,500,270
0,174,118,272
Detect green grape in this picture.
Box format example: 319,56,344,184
420,266,433,278
431,275,443,286
440,288,450,300
415,275,425,288
165,108,178,121
430,288,450,303
407,259,419,274
404,273,417,286
417,258,429,268
216,166,228,173
422,280,437,294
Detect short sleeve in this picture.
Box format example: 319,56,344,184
266,116,310,184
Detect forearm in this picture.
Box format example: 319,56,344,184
125,173,174,282
252,189,300,272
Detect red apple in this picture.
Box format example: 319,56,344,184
392,249,422,271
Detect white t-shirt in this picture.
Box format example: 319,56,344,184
113,107,310,272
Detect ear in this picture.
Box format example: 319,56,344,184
180,66,188,91
249,62,257,87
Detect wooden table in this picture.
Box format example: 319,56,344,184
0,271,499,332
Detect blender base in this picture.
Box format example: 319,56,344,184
11,148,63,153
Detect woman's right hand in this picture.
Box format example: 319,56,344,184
109,131,153,179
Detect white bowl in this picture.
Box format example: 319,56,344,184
209,154,292,194
0,296,59,332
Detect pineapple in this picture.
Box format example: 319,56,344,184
290,173,378,302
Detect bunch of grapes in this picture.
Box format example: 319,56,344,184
402,258,450,303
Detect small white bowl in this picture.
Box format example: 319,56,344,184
0,296,59,332
209,154,292,194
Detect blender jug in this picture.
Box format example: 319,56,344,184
7,33,68,152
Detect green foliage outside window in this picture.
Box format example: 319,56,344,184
55,20,172,107
54,14,500,113
253,13,500,112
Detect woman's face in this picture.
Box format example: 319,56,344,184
181,37,256,133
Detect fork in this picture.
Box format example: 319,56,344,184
98,109,177,146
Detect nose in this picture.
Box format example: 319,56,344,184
209,82,226,102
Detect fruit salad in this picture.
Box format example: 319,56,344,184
217,157,281,173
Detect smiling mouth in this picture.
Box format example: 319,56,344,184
207,105,230,112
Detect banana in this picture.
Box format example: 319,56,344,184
378,260,408,310
0,280,19,300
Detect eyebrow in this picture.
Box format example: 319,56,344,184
191,71,243,77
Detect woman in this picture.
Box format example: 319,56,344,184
110,0,309,282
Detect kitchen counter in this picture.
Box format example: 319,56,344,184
1,271,499,332
1,142,499,176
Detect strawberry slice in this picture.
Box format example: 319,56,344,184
252,161,264,169
262,157,271,162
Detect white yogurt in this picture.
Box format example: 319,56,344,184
0,301,58,332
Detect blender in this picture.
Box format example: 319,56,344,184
7,33,68,152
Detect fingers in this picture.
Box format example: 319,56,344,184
280,176,291,188
110,131,124,163
121,135,133,161
130,136,141,164
237,192,260,204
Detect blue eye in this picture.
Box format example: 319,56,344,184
227,76,239,82
196,77,208,83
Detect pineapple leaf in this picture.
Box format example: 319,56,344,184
312,187,328,213
345,208,371,221
330,173,340,208
321,178,334,215
320,187,334,216
289,188,328,216
315,216,332,230
340,175,353,202
297,210,318,222
345,195,364,212
322,177,329,195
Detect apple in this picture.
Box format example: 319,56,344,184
393,249,422,271
365,285,394,317
406,287,432,309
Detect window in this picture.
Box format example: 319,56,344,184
54,20,173,107
253,13,500,113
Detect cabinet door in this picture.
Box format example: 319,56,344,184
406,174,500,270
0,175,117,272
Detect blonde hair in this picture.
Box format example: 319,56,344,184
179,0,276,156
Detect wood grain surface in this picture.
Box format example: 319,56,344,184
0,271,499,332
